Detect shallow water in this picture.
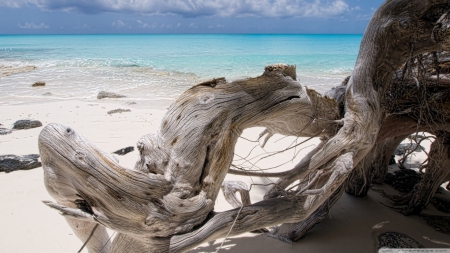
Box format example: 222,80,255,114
0,34,361,105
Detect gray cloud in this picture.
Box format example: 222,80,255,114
18,22,49,29
112,19,126,28
3,0,350,18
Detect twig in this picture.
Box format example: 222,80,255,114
78,224,99,253
215,205,244,253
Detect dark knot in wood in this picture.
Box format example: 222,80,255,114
263,64,296,80
197,77,226,88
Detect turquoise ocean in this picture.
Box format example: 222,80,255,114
0,34,362,106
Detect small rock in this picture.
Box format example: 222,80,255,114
0,127,12,135
421,215,450,234
431,197,450,213
384,169,422,193
12,120,42,130
42,92,52,96
126,102,137,105
32,81,46,87
97,91,126,99
113,146,135,156
107,109,131,115
394,143,424,156
377,232,423,249
0,154,41,173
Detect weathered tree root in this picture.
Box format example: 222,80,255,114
271,186,344,243
402,132,450,215
40,64,343,252
39,1,450,252
221,181,268,233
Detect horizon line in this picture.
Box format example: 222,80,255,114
0,33,364,36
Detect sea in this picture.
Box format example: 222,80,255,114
0,34,362,106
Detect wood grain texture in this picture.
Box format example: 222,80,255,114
39,1,450,252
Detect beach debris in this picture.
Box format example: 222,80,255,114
97,91,126,99
384,169,422,193
12,120,43,130
0,127,12,135
372,221,390,230
0,154,41,173
394,143,425,156
107,108,131,115
423,236,450,247
113,146,135,156
421,214,450,234
32,81,46,87
0,65,37,77
377,231,424,248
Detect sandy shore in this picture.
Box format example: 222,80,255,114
0,99,449,252
0,65,37,78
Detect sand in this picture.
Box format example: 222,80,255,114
1,99,449,252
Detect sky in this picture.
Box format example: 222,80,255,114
0,0,386,34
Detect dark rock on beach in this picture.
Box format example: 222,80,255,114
0,128,12,135
394,143,424,156
421,214,450,234
377,232,424,249
97,91,126,99
12,120,42,130
0,154,41,173
384,169,422,193
113,146,135,156
431,197,450,214
32,81,46,87
107,109,131,115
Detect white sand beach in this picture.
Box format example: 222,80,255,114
0,99,449,253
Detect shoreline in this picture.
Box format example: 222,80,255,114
0,56,351,108
0,96,177,110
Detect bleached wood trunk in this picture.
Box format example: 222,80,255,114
370,136,409,184
39,1,450,252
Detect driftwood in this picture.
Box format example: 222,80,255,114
401,131,450,215
39,0,450,252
